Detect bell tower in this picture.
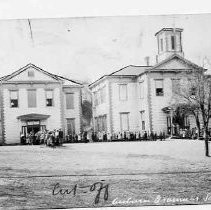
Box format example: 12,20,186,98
155,28,184,63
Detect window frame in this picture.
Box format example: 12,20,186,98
155,79,164,96
160,38,163,52
10,90,19,108
120,112,129,131
28,69,35,77
119,84,128,101
45,89,54,107
171,35,175,50
27,89,37,108
66,92,74,109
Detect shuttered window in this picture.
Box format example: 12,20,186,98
120,113,129,131
28,90,36,108
119,84,127,101
66,93,74,109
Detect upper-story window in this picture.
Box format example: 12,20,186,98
119,84,127,101
171,36,175,50
28,89,37,108
66,93,74,109
139,81,144,99
160,38,163,52
155,79,164,96
28,69,34,77
46,90,53,107
10,90,18,108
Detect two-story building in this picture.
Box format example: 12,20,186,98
0,63,83,144
89,28,206,135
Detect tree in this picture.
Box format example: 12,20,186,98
82,100,92,129
173,70,211,157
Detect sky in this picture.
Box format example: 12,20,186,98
0,14,211,82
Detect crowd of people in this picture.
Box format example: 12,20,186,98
20,127,209,146
65,130,167,143
20,129,64,147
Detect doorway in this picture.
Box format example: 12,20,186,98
27,125,40,134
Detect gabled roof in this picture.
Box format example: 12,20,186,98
3,63,60,81
0,63,82,87
89,54,207,88
109,65,152,76
56,75,83,86
89,65,151,87
148,54,207,72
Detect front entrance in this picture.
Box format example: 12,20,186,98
27,124,40,134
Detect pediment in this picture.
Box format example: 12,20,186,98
5,64,59,82
152,55,204,71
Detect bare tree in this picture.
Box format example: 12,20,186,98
173,70,211,157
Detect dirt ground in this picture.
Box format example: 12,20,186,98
0,140,210,209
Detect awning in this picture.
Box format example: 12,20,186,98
17,113,50,121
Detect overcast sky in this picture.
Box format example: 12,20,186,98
0,13,211,82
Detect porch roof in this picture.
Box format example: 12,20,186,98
17,113,50,121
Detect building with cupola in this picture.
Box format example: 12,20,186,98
89,28,207,135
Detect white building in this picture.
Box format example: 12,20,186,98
89,28,206,135
0,63,83,144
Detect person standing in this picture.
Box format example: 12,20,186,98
59,129,63,145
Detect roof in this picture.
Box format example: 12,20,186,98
148,54,207,71
89,65,151,87
89,54,207,88
155,28,183,36
109,65,152,76
0,63,82,87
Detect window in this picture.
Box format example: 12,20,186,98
139,81,144,99
28,89,36,108
171,36,175,50
46,90,53,107
95,115,107,132
140,111,145,130
10,90,18,108
120,113,129,131
155,79,164,96
66,93,74,109
119,84,127,101
160,38,163,51
28,69,34,77
67,118,75,135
